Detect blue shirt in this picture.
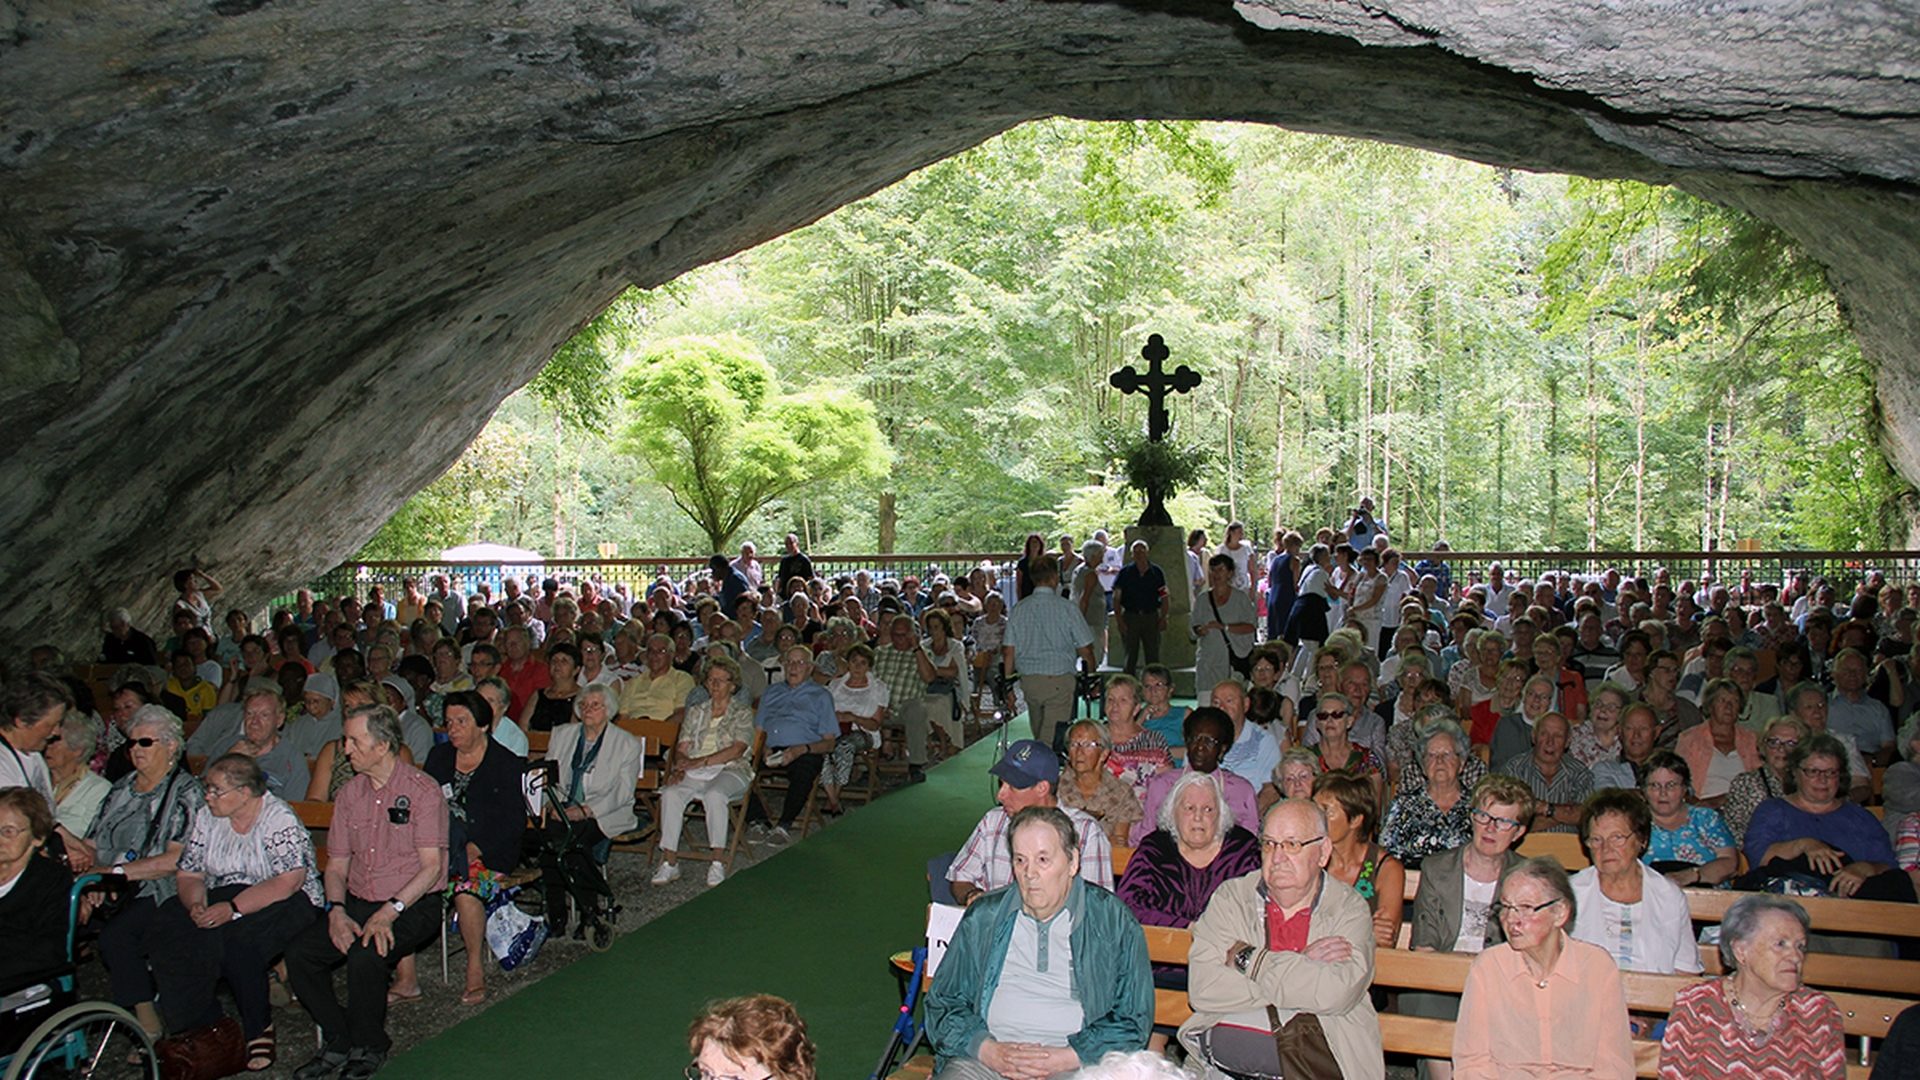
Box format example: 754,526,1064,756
755,679,839,749
1646,805,1735,865
1220,720,1280,792
1004,586,1093,676
1142,706,1188,748
1827,691,1895,752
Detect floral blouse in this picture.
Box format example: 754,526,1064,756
1380,789,1475,868
1647,805,1736,867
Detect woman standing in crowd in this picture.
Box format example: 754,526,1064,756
1659,895,1846,1078
1282,543,1335,674
1453,858,1633,1078
1265,530,1302,643
1014,532,1046,602
1642,751,1738,887
1216,522,1256,602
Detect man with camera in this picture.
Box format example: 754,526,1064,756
1344,497,1386,553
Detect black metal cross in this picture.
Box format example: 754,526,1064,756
1109,333,1201,442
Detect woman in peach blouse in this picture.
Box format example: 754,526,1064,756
1452,856,1634,1078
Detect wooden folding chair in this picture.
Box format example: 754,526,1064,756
607,718,681,862
748,731,829,838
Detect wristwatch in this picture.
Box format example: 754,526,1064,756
388,897,407,915
1232,944,1258,974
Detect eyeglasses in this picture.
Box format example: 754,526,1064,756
1470,808,1523,832
684,1065,772,1080
42,734,61,746
1798,766,1840,780
1644,779,1684,793
1315,710,1349,721
1589,833,1641,849
1259,835,1325,856
1188,735,1224,748
1068,740,1103,751
203,786,237,800
1492,897,1563,920
0,825,32,840
1765,737,1800,750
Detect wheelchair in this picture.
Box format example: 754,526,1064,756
0,874,157,1080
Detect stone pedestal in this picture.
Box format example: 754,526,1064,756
1125,524,1197,697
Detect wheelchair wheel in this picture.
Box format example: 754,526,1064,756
3,1002,156,1080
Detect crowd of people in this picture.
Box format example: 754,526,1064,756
7,523,1920,1076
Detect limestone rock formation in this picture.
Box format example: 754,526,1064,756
2,0,1916,654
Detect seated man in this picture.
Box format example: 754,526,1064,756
949,741,1113,907
751,645,840,839
926,806,1153,1078
1131,708,1259,845
1497,711,1592,834
1180,799,1385,1080
615,633,695,724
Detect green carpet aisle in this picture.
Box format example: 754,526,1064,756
382,731,1009,1079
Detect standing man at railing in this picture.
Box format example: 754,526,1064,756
1004,556,1097,752
776,533,813,599
427,574,465,637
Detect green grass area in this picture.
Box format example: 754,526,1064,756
383,733,1007,1078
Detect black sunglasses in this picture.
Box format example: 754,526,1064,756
128,737,162,748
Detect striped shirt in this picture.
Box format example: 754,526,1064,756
948,805,1113,894
1658,979,1845,1079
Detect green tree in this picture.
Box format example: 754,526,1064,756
618,335,891,551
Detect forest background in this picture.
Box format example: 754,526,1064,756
361,119,1914,562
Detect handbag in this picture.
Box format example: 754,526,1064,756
483,887,548,971
1193,1006,1343,1079
155,1016,245,1080
1270,1004,1343,1079
1209,592,1253,679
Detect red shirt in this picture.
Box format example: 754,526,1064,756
501,656,551,718
1265,893,1314,953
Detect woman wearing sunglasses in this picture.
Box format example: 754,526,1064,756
1453,856,1633,1078
80,704,202,1040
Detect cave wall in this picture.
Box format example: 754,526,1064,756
2,0,1917,656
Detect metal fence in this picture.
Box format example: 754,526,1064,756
273,548,1920,612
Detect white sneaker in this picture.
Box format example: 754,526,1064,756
706,863,726,887
650,862,680,884
770,825,791,844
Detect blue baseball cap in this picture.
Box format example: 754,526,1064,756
990,739,1061,790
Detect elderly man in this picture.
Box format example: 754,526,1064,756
775,533,813,596
1111,540,1169,675
1003,555,1096,750
1213,682,1281,793
872,613,932,784
751,646,840,840
616,632,695,725
1827,648,1897,766
287,704,447,1080
1590,704,1660,790
948,740,1113,907
927,806,1153,1079
1497,712,1593,834
1785,681,1874,802
1181,799,1384,1079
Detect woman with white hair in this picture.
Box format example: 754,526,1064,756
48,708,110,837
543,680,643,937
82,704,202,1038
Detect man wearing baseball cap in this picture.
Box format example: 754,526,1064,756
946,739,1113,907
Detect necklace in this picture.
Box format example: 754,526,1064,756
1728,981,1782,1042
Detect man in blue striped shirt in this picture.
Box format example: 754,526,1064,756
1003,556,1096,750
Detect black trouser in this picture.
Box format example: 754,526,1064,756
541,818,613,921
95,894,161,1010
1119,611,1161,674
149,886,318,1038
749,752,823,828
285,893,442,1054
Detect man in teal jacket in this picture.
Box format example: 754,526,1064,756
926,806,1152,1078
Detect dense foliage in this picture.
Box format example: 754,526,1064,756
359,120,1912,561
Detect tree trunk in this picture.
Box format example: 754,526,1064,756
878,490,897,554
1585,329,1599,552
1272,325,1288,537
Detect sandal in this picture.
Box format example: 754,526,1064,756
460,982,487,1006
386,987,423,1006
245,1028,276,1072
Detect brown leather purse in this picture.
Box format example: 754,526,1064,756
155,1016,246,1080
1269,1004,1343,1079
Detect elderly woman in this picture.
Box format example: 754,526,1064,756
821,644,886,817
413,690,527,1005
1642,751,1738,887
1309,692,1383,807
1453,857,1633,1079
545,682,644,935
1273,747,1320,802
1403,775,1535,1080
1743,733,1912,900
48,708,110,838
1382,719,1479,868
1884,718,1920,842
149,754,323,1070
1312,769,1405,948
1059,720,1144,846
688,994,817,1080
1676,677,1761,806
1102,675,1172,800
1569,682,1632,768
0,786,72,989
653,657,755,888
1570,789,1703,975
916,609,969,754
1722,715,1808,846
81,706,202,1038
519,641,583,733
1466,658,1527,751
1659,895,1846,1078
1489,673,1559,770
1451,630,1508,716
228,685,310,799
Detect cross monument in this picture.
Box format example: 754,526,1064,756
1109,333,1200,443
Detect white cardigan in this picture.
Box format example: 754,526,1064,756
546,722,645,836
